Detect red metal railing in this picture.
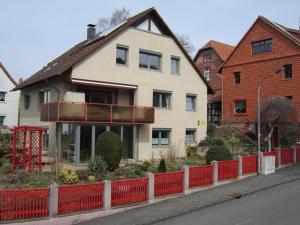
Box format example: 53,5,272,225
111,178,148,207
154,171,183,197
0,188,49,221
189,165,213,188
41,101,155,124
218,160,238,181
297,148,300,162
263,151,278,166
281,148,294,165
58,182,104,215
242,155,258,175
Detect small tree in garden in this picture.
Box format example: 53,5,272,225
260,96,297,152
205,145,233,164
157,158,167,173
95,131,123,171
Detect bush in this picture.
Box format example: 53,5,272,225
157,158,167,173
95,131,123,171
205,145,232,164
207,122,215,137
59,165,78,184
199,137,224,146
139,161,151,171
88,156,108,175
1,162,12,174
0,158,6,167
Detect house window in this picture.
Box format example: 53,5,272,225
234,72,241,84
252,39,272,54
153,91,171,109
186,94,196,111
152,129,171,146
24,94,31,110
116,46,128,65
39,89,51,105
234,100,246,113
0,92,6,102
139,51,161,71
137,19,162,34
285,96,293,101
284,64,292,80
186,129,196,143
171,57,180,74
43,129,49,150
204,53,211,62
0,116,5,125
204,66,211,81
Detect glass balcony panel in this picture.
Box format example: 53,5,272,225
87,104,110,122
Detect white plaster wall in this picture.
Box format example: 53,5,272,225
0,67,19,128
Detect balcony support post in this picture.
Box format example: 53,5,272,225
75,125,81,165
91,125,95,160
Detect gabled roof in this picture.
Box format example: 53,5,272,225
194,40,234,62
219,16,300,73
15,7,213,94
0,62,17,86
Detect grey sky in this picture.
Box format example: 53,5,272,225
1,0,300,80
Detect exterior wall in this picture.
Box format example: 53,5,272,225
71,28,208,160
222,18,300,131
0,67,19,128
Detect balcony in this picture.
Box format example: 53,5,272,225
41,102,155,124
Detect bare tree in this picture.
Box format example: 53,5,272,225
97,7,130,33
177,34,195,57
260,96,297,151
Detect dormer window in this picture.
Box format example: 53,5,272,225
136,19,161,34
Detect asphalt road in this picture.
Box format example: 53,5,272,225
153,179,300,225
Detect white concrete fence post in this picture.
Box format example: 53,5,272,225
103,180,111,210
146,173,155,203
238,155,243,178
277,147,281,168
293,145,297,164
48,182,59,217
211,160,218,185
182,165,189,194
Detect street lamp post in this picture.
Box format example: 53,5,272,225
257,68,284,174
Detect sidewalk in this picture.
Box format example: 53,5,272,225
7,164,300,225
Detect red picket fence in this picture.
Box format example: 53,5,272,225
111,177,148,207
189,165,213,188
263,151,278,166
242,155,258,175
281,148,294,165
297,148,300,162
58,182,104,215
0,188,49,221
154,171,183,197
218,160,238,181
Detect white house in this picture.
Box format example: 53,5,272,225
0,63,19,127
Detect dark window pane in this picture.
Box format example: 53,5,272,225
153,92,160,107
235,100,246,113
0,92,5,102
0,116,4,125
252,39,272,54
116,47,127,65
139,52,148,68
152,130,159,145
186,95,196,111
234,72,241,84
284,64,292,79
161,94,170,108
149,54,160,70
160,131,170,145
171,58,179,74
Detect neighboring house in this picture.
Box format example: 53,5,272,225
194,40,234,125
0,63,19,128
15,8,213,164
219,16,300,146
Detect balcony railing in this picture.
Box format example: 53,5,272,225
41,102,155,124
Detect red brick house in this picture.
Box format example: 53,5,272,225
194,40,234,125
219,16,300,144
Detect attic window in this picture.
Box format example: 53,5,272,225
136,19,161,34
252,39,272,54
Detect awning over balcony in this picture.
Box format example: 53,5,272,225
71,78,138,90
40,102,155,124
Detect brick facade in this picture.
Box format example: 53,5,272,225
221,17,300,132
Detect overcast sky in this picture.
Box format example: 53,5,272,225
1,0,300,80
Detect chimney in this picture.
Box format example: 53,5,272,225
18,78,23,85
87,24,96,40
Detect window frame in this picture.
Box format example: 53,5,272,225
284,64,292,80
234,72,241,84
153,90,172,109
39,89,51,105
252,38,272,54
152,128,171,147
116,45,128,66
185,128,197,144
171,56,180,75
186,94,197,112
234,99,247,114
139,50,162,71
204,66,211,81
24,94,31,110
0,91,6,103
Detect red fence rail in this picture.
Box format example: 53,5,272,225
154,171,183,197
281,148,294,165
58,182,104,215
263,151,278,166
111,178,148,207
0,188,49,221
218,160,238,181
189,165,213,188
242,155,258,175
